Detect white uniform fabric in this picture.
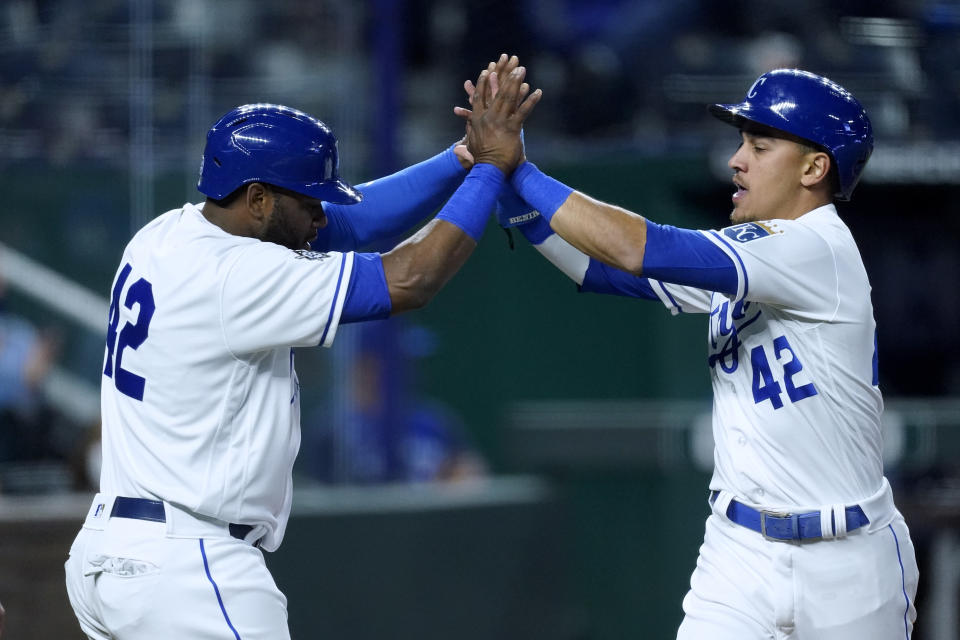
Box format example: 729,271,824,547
536,204,918,637
66,495,289,640
66,202,354,638
678,492,916,639
647,205,918,638
653,206,883,509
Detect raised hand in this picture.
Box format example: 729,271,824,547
452,54,524,167
454,54,521,122
465,65,540,175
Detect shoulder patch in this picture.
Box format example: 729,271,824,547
293,249,333,261
722,221,782,243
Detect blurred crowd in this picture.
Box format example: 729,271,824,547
1,0,959,169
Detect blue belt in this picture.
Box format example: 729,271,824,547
110,496,260,546
709,491,869,541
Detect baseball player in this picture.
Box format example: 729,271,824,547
495,69,918,638
64,64,539,639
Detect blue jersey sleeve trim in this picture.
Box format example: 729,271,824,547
707,230,749,300
313,148,466,251
580,258,660,300
340,253,392,324
319,254,349,344
654,280,683,312
641,222,739,296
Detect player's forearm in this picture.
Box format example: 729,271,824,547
382,220,476,313
318,147,467,251
382,163,503,313
533,236,661,300
551,192,648,274
511,162,648,274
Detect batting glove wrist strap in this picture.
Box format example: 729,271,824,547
510,162,573,223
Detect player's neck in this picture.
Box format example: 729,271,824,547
201,202,258,239
784,190,833,221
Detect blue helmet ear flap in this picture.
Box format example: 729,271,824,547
198,104,361,205
709,69,873,201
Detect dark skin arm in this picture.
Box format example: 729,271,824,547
382,63,540,313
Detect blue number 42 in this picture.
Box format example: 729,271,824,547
750,335,817,410
104,262,155,401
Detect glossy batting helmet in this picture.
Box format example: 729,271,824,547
197,103,362,204
709,69,873,201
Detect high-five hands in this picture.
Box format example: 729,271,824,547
459,56,540,175
453,54,535,169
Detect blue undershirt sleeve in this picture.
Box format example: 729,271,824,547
580,259,660,299
643,221,738,295
340,253,392,324
312,147,466,252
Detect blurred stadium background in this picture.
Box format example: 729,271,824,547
1,0,959,638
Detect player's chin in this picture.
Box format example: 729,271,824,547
729,207,758,224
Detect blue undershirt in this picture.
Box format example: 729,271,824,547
580,224,738,299
312,147,466,252
580,260,660,299
505,164,739,297
641,221,738,295
339,163,504,323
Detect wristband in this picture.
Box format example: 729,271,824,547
435,163,504,242
510,161,574,223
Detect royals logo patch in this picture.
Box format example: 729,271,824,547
722,221,782,243
293,250,332,261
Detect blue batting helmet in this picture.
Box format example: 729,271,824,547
709,69,873,201
198,103,362,204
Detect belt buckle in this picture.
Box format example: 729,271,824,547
759,509,793,541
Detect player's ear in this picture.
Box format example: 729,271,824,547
800,151,831,190
244,183,272,220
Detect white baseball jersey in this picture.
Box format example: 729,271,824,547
99,202,354,551
650,204,883,509
533,202,916,637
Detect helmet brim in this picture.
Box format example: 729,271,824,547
708,102,755,128
301,180,363,205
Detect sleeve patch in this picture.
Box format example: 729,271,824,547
722,221,782,243
293,249,334,261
